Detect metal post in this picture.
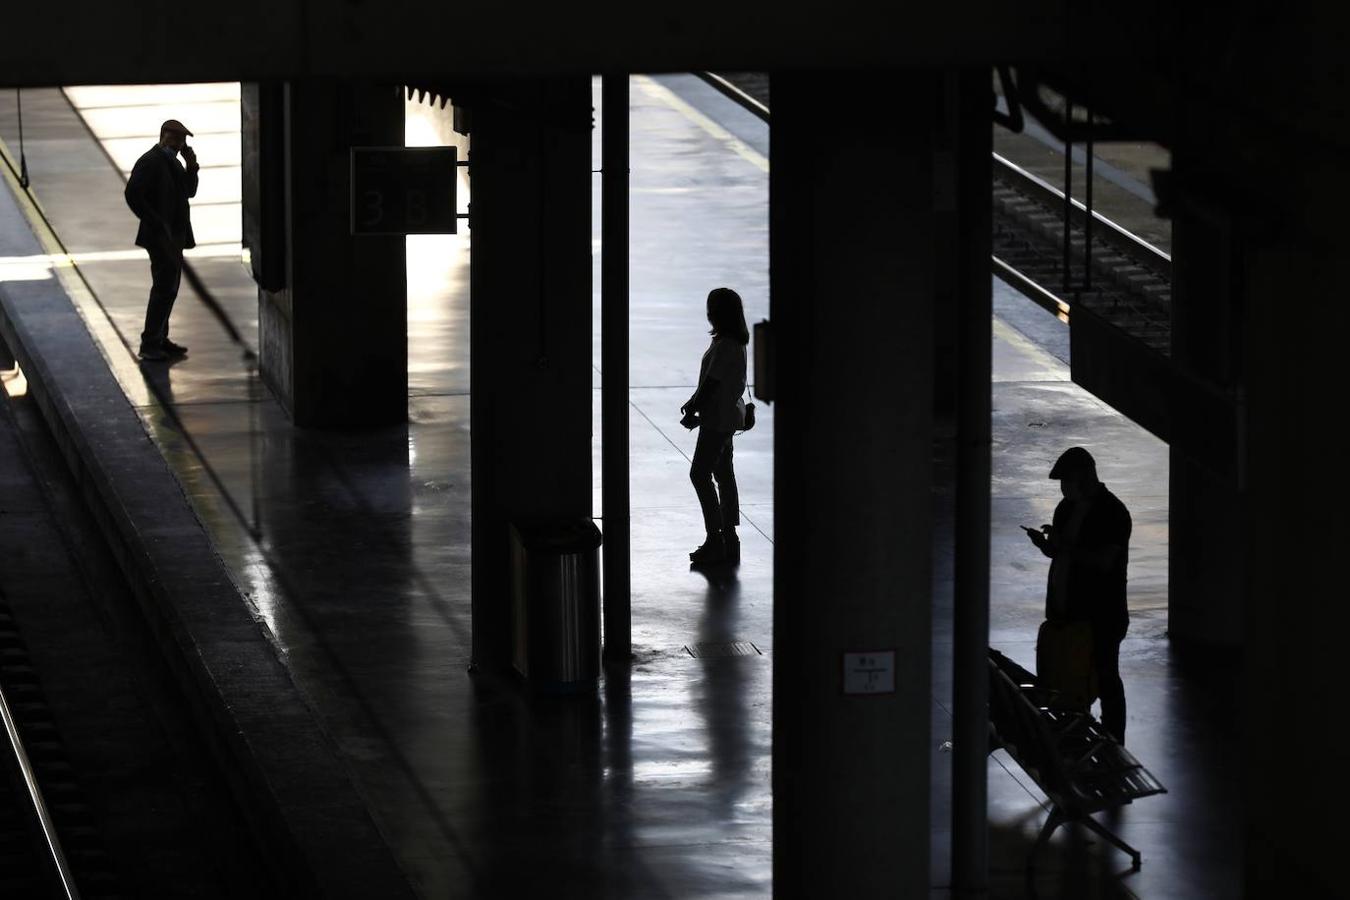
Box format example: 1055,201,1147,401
601,74,632,661
1084,110,1094,294
1062,99,1073,297
16,88,30,188
951,68,992,898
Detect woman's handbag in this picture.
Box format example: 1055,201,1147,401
738,384,756,433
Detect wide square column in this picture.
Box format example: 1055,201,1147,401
1241,186,1350,898
770,69,945,897
466,77,594,671
254,79,408,427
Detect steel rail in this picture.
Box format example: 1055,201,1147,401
0,682,82,900
992,151,1171,269
693,71,770,120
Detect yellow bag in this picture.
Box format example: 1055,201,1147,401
1035,619,1098,709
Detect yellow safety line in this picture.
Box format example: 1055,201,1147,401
0,139,70,263
632,75,769,174
991,314,1069,377
1,244,244,268
0,134,142,374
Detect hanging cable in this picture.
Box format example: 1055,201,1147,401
16,89,30,189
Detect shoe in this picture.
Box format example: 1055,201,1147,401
724,534,741,565
689,536,726,565
162,339,188,357
138,343,168,361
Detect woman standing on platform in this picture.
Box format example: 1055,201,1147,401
681,287,750,566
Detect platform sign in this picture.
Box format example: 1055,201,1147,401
350,146,458,235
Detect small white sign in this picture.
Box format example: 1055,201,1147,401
843,650,896,695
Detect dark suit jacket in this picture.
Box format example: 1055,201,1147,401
1045,484,1132,635
124,145,198,250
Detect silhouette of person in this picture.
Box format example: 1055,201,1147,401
1025,446,1132,743
681,287,749,566
124,118,198,361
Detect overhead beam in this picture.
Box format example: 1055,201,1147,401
2,1,1139,86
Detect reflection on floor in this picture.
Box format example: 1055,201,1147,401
0,76,1240,898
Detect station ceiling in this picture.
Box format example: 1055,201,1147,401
5,1,1147,85
4,3,1346,182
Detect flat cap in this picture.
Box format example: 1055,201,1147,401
159,119,194,137
1049,446,1096,479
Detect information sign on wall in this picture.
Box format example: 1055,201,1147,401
842,650,897,695
350,146,458,235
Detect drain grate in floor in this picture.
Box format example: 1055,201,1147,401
684,641,762,658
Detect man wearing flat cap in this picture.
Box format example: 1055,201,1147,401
124,119,198,361
1025,446,1133,743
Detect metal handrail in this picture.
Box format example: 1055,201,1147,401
0,682,81,900
991,255,1070,322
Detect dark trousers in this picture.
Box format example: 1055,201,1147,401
141,242,183,348
690,428,738,536
1093,624,1127,744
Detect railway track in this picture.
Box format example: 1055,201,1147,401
0,589,120,900
700,72,1173,357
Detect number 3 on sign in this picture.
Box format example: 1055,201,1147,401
363,190,384,226
406,189,428,226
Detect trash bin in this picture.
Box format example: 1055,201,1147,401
509,519,602,691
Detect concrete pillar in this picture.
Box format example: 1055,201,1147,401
770,70,938,897
467,77,594,672
601,74,632,661
1241,180,1350,897
1168,455,1244,648
947,70,993,897
256,79,407,427
1167,175,1244,649
1158,104,1350,893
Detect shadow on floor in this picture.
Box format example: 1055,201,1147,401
989,808,1141,900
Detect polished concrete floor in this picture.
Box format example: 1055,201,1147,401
0,77,1240,898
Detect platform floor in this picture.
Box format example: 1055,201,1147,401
0,76,1239,898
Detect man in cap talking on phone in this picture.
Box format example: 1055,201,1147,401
124,118,198,361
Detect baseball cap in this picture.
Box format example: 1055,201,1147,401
1049,446,1096,479
160,119,194,137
